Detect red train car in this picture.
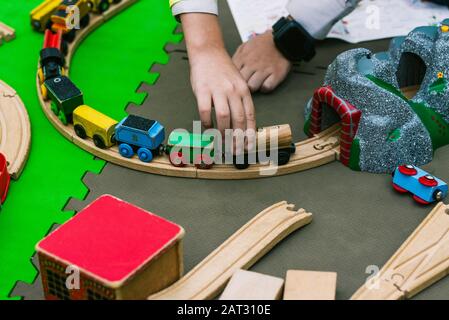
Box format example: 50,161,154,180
0,153,10,206
43,29,67,55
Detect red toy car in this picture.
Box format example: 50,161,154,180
0,153,11,206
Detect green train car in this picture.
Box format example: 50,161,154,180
166,130,215,170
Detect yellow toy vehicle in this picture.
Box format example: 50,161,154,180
51,0,91,41
30,0,62,32
73,105,118,149
87,0,122,13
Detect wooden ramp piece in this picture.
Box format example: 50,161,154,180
219,270,284,300
283,270,337,300
351,203,449,300
148,202,313,300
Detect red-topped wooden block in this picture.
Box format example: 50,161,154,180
36,195,185,300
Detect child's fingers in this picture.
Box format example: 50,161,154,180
248,71,271,92
242,93,256,133
196,91,213,128
239,66,256,82
260,74,279,93
212,93,231,136
229,95,247,154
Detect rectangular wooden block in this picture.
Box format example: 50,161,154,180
284,270,337,300
0,22,15,42
220,270,284,300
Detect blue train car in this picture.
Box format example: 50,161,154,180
115,115,165,163
392,165,448,205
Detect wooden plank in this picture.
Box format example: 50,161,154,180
283,270,337,300
148,202,313,300
351,203,449,300
0,22,15,43
219,270,284,300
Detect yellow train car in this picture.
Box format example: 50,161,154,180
87,0,123,13
30,0,62,32
73,105,118,149
51,0,91,35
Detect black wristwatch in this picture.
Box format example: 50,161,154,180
272,16,316,62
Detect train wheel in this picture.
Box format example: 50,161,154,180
32,20,42,32
61,40,68,56
434,190,445,202
98,0,110,13
41,84,48,100
233,155,250,170
93,135,106,149
64,30,76,43
87,1,95,10
413,195,431,205
392,183,408,194
119,144,134,158
277,150,291,166
194,154,213,170
58,111,68,125
80,14,90,29
38,68,45,84
169,152,186,167
74,125,87,139
137,148,153,163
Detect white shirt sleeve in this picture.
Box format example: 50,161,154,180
287,0,361,39
171,0,218,17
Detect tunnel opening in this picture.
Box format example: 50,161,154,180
396,52,427,99
309,87,362,167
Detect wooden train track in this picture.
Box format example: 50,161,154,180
37,0,341,179
148,202,313,300
0,22,15,44
351,203,449,300
0,81,31,179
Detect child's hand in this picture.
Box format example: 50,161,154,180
189,46,256,136
181,13,256,136
232,31,292,93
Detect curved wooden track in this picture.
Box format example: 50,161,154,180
0,80,31,179
148,201,313,300
37,0,341,179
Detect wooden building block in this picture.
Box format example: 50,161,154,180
0,22,15,43
219,270,284,300
283,270,337,300
36,195,185,300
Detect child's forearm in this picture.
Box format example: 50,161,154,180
171,0,218,17
180,13,226,63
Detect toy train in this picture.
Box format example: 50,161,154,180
392,165,448,205
31,0,122,38
37,26,296,169
165,125,296,170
